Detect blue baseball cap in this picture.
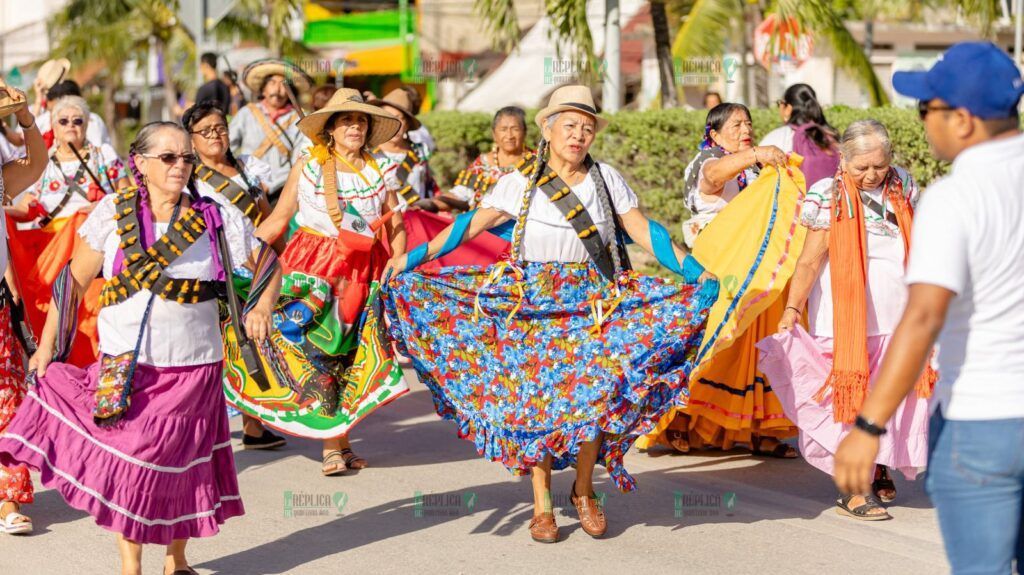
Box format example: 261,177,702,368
893,42,1024,119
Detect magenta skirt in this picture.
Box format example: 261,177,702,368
757,326,930,480
0,359,244,544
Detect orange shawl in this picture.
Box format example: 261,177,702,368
815,169,936,423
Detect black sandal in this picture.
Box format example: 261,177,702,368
872,465,897,503
340,447,367,470
321,450,348,476
752,438,799,459
835,494,891,521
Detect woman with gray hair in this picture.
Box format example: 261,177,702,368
758,119,933,521
6,94,131,368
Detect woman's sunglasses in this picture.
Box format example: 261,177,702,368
57,117,85,126
139,152,199,166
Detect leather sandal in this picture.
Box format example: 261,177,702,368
665,429,691,454
570,482,607,538
340,447,367,469
321,450,348,476
835,494,891,521
528,512,558,543
872,465,897,503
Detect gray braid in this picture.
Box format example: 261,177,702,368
511,138,548,262
589,159,622,275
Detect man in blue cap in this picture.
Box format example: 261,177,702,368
834,41,1024,573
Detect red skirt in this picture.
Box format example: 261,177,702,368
280,227,390,325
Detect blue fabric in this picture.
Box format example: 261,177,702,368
925,410,1024,574
491,219,515,241
404,244,430,272
649,219,704,283
404,211,476,272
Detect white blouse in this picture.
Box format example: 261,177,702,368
684,153,757,216
17,143,125,230
481,163,639,263
293,151,401,237
78,194,260,367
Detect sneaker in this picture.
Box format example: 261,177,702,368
242,429,287,450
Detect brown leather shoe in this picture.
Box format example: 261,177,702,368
528,512,558,543
570,483,607,538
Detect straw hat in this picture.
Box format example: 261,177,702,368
535,85,608,132
297,88,402,150
367,88,421,130
0,78,27,117
37,58,71,91
242,58,314,95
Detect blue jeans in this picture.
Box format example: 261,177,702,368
926,411,1024,574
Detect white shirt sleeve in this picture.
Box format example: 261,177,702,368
241,154,274,190
904,179,969,294
759,125,794,152
480,171,528,217
77,195,119,252
597,163,639,215
219,201,261,268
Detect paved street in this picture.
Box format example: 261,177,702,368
1,369,948,575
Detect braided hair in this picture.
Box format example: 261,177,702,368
511,138,548,262
589,159,624,275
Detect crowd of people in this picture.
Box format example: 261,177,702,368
0,41,1020,575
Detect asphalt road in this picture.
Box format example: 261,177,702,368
0,369,948,575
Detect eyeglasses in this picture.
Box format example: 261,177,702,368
140,152,199,166
57,117,85,126
190,125,229,139
918,100,956,120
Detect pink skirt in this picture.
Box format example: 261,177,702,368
756,326,929,479
0,360,243,544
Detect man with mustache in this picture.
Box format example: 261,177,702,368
229,59,313,198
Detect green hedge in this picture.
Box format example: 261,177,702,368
421,106,948,239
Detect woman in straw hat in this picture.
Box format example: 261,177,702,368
0,80,49,536
382,85,719,543
250,88,409,476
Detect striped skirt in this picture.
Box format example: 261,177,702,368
0,360,243,544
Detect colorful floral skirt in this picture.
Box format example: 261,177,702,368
383,261,718,492
222,229,408,439
0,305,30,504
0,360,242,544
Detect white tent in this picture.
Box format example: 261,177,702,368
451,0,646,112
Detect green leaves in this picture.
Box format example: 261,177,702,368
421,105,949,249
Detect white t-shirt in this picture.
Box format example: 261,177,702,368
481,163,639,263
79,194,260,367
904,132,1024,421
759,125,795,153
293,152,401,237
194,155,272,224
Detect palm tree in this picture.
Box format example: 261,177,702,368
218,0,309,59
651,1,680,107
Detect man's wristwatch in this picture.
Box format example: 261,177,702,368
854,415,887,436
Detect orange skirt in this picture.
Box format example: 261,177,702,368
7,214,101,367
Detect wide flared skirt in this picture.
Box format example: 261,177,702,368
0,360,243,544
384,261,718,492
757,326,929,479
402,210,509,272
222,229,408,439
